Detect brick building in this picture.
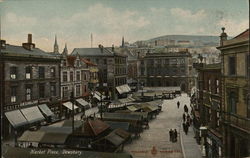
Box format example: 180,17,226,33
71,45,128,99
0,34,61,138
138,49,195,94
193,63,222,157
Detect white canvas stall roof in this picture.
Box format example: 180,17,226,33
38,104,54,117
93,93,101,101
76,98,89,107
116,86,123,94
5,110,28,128
62,102,79,110
18,130,45,142
20,106,45,124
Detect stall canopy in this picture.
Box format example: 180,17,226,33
38,104,54,117
62,101,79,110
116,84,131,94
5,110,28,128
105,121,130,131
20,106,45,124
18,130,45,142
76,98,90,108
40,132,69,144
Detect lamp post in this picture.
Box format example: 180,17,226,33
200,126,208,157
70,88,75,132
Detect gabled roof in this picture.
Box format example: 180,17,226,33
66,56,76,67
81,57,97,66
72,47,114,57
82,119,110,137
233,29,249,39
1,44,58,59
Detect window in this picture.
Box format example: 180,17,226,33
38,67,45,78
215,79,219,94
76,85,80,97
25,66,32,79
84,85,87,92
76,71,80,81
70,71,73,81
25,85,32,101
228,56,236,75
208,79,211,92
62,60,67,66
50,67,56,78
229,92,237,114
76,60,80,67
63,87,68,98
50,83,56,96
10,67,17,79
96,59,99,64
10,86,17,103
63,72,67,82
103,59,107,65
39,83,45,98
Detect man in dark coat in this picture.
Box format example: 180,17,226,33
184,104,188,113
169,129,173,142
177,101,180,108
174,129,178,142
183,113,186,122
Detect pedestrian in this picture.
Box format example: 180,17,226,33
174,129,178,142
186,122,189,134
183,113,186,122
182,122,186,134
184,104,188,113
169,129,173,142
177,101,180,109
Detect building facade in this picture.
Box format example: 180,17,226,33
0,34,61,137
217,28,250,157
138,49,195,93
71,45,128,99
194,63,222,158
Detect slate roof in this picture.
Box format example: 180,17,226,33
71,47,114,57
1,44,58,59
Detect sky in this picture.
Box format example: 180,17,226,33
0,0,249,53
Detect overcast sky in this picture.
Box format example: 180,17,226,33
0,0,249,53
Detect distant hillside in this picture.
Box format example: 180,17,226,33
134,34,232,47
149,35,220,43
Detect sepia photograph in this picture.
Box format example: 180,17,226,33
0,0,249,157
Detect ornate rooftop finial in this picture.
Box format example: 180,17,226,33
54,34,59,53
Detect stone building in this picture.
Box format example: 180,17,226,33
217,28,250,157
0,34,61,138
138,49,195,93
193,63,222,157
71,45,128,99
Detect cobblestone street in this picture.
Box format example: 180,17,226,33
124,94,191,158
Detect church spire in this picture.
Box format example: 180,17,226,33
62,43,68,56
54,34,59,53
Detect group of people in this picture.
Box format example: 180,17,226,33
182,104,192,135
169,129,178,142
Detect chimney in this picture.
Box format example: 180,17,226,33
99,44,103,53
28,34,32,43
220,27,228,46
112,44,114,51
0,40,6,49
22,34,35,50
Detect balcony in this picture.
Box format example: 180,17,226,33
222,112,250,132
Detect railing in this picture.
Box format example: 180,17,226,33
222,112,250,132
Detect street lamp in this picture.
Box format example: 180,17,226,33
200,126,208,157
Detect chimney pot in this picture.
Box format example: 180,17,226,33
28,34,32,43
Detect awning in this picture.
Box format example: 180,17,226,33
116,84,131,94
62,102,79,110
76,98,89,107
18,130,45,142
38,104,54,117
40,126,73,134
40,132,69,144
5,110,28,128
20,106,45,124
105,121,130,131
93,93,101,101
116,86,123,94
127,105,138,112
